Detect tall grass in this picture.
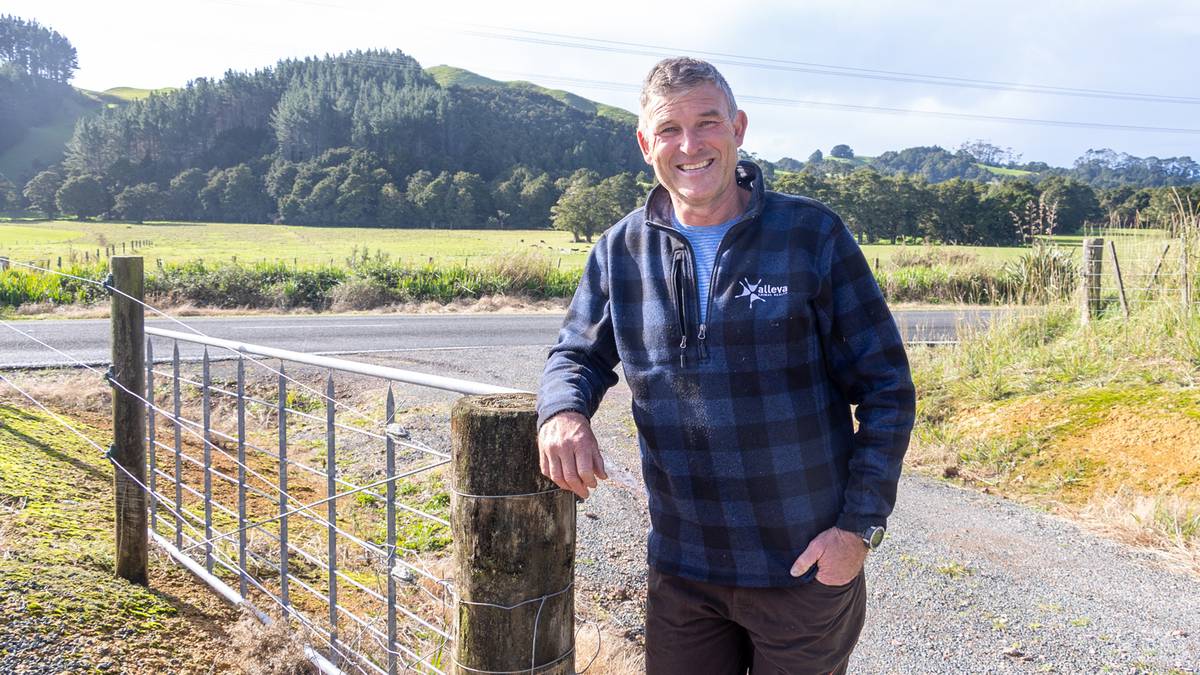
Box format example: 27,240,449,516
0,253,583,311
0,262,108,307
908,302,1200,564
874,245,1076,305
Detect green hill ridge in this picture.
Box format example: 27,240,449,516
425,65,637,124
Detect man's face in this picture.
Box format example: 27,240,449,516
637,82,748,219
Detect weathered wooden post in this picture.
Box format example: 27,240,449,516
1081,237,1104,322
0,256,8,271
111,256,148,585
451,393,574,675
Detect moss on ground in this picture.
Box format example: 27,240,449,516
0,403,241,672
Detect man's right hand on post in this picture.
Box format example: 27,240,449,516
538,411,608,500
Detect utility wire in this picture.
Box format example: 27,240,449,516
444,22,1200,106
342,54,1200,137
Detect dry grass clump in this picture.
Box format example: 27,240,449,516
329,278,397,311
573,624,645,674
0,369,110,414
0,496,22,559
1076,491,1200,574
222,608,316,675
890,246,979,268
484,250,555,288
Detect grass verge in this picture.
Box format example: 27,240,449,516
0,401,243,672
907,302,1200,572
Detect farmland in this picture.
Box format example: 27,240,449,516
3,219,1184,313
0,219,1031,271
1,220,599,269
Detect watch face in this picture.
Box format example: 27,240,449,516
865,526,886,549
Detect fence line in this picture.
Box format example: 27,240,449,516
1,256,603,673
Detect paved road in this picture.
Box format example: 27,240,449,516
0,308,1005,368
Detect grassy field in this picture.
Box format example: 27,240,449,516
0,219,1032,270
0,220,598,268
976,163,1035,177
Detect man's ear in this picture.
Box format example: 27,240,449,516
733,110,748,148
636,127,653,165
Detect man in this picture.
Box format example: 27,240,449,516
536,57,915,674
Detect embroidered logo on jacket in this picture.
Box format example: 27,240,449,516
734,278,788,307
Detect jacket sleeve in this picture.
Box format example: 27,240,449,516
813,216,916,533
536,235,621,429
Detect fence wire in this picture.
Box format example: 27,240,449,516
1082,229,1198,315
1,258,608,674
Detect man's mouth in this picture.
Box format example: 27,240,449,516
677,159,714,172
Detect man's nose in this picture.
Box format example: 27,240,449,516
679,127,702,155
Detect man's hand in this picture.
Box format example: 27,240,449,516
538,411,608,500
790,526,867,586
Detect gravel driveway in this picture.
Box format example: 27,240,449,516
366,343,1199,674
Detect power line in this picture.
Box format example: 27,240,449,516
414,65,1200,137
445,22,1200,106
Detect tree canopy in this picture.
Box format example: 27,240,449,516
0,15,77,83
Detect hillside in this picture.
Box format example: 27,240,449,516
0,85,150,185
426,64,637,125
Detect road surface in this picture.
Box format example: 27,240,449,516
0,308,1006,368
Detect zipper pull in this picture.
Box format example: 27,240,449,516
679,335,687,368
698,323,707,341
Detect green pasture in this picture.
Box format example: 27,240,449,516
0,219,1036,270
3,220,1174,277
859,243,1024,265
0,220,597,269
975,163,1035,177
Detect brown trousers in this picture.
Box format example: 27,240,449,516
645,568,867,675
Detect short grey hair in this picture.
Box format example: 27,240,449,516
638,57,737,129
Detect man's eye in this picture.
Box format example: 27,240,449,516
659,126,679,135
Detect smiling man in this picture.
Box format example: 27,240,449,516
537,57,915,674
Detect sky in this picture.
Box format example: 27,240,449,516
8,0,1200,167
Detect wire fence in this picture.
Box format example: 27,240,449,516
144,325,520,674
0,257,597,675
1081,228,1197,315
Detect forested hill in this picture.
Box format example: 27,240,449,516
64,50,643,188
769,144,1200,189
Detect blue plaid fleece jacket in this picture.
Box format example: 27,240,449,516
537,162,915,587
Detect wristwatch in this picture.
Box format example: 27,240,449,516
861,526,886,551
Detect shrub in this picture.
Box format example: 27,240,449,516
329,278,396,311
1001,242,1078,304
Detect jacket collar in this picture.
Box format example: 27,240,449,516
642,160,766,229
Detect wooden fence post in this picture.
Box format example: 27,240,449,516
451,393,574,675
111,256,148,585
0,256,8,271
1081,237,1104,322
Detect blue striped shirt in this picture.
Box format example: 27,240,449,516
672,213,739,323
